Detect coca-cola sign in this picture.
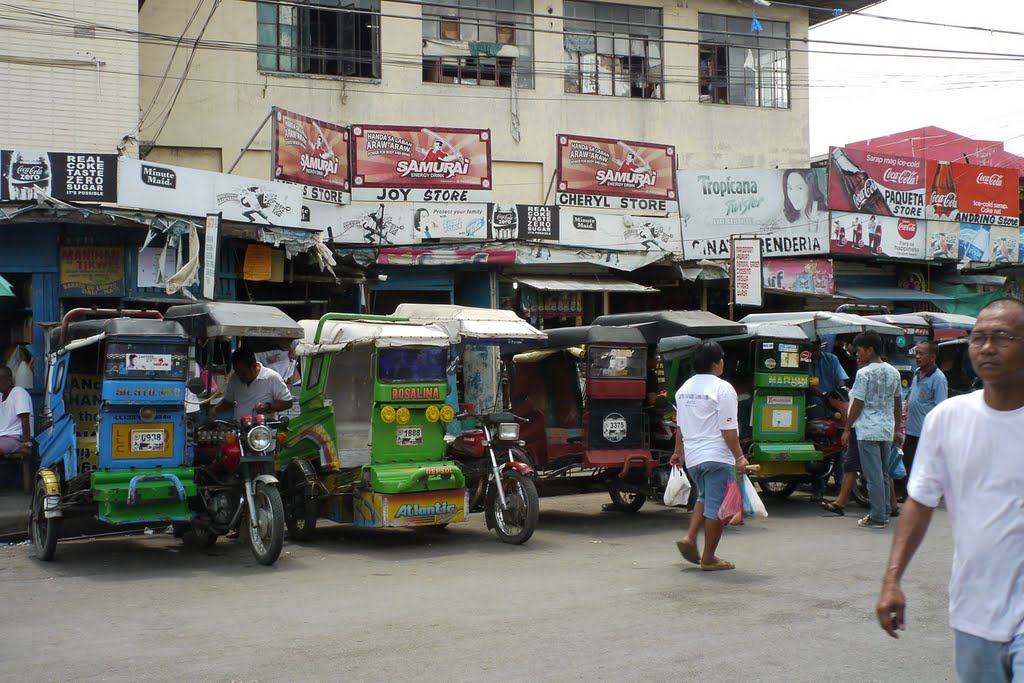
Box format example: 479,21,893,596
830,211,927,260
1,150,117,203
926,160,1019,227
827,147,926,219
487,204,559,241
896,218,918,240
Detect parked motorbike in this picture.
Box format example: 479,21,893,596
448,411,539,545
186,415,287,565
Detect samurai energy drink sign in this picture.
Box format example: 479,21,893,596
272,108,350,204
350,125,493,202
555,134,678,214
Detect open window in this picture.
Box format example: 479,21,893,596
697,13,789,108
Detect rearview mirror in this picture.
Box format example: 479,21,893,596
186,377,207,396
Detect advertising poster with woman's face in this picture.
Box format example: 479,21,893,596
678,168,829,260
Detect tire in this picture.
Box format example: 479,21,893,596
284,462,317,542
486,470,539,545
187,525,218,549
851,474,870,508
30,479,60,562
246,482,285,566
608,487,647,512
760,481,798,499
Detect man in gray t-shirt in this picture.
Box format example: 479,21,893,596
843,331,902,529
211,348,293,420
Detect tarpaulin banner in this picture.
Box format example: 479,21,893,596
558,209,682,258
830,212,927,260
555,134,678,213
925,221,960,261
1,150,117,203
762,258,835,296
827,147,925,218
350,125,492,202
272,107,350,204
958,223,1021,264
376,249,515,266
59,246,124,297
304,203,488,243
489,204,559,241
925,160,1020,227
411,204,488,241
678,168,829,259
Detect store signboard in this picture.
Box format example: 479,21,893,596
925,221,960,261
558,209,682,256
59,246,124,297
350,125,492,202
925,160,1019,227
827,147,925,218
118,159,304,228
762,258,835,296
411,204,488,241
830,212,927,260
555,134,678,213
376,249,516,265
1,151,117,203
678,168,829,259
732,238,763,307
489,204,559,241
271,107,350,204
958,223,1021,264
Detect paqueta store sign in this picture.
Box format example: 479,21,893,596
924,160,1020,228
350,125,493,203
827,146,926,219
555,134,678,214
271,108,350,205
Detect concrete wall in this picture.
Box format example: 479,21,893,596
0,0,139,153
139,0,811,189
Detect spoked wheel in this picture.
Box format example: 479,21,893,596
760,481,798,499
30,479,60,562
486,470,539,545
851,474,870,508
284,461,318,542
187,524,218,549
608,487,647,512
245,482,285,566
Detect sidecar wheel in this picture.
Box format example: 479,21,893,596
187,525,218,549
247,482,285,566
608,487,647,512
284,462,317,542
30,479,60,562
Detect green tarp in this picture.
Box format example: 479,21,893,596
931,283,1007,317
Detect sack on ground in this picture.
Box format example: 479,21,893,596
717,479,744,524
889,446,907,480
663,465,691,507
741,475,768,518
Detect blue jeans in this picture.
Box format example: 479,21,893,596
955,630,1024,682
858,439,890,523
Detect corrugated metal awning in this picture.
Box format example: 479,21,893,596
836,286,953,303
513,275,656,293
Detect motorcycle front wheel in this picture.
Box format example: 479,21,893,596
486,470,539,545
246,482,285,566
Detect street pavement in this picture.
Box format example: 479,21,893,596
0,491,955,682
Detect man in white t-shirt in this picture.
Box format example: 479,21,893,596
211,348,293,420
877,298,1024,682
670,340,748,571
0,364,33,457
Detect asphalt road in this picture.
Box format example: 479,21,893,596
0,492,955,682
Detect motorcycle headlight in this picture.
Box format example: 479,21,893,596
246,425,274,452
497,423,519,441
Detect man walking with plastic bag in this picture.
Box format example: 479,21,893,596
670,341,748,571
876,299,1024,682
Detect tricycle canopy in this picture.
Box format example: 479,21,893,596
543,325,648,349
657,322,811,361
739,311,904,339
297,318,450,356
591,310,745,344
50,317,188,352
391,303,546,346
163,302,303,340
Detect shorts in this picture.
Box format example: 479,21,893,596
690,461,736,521
842,430,861,473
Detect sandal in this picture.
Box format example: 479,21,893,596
675,539,700,565
226,529,239,539
700,559,735,571
890,506,900,518
820,501,845,516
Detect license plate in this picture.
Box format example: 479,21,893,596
131,429,166,452
396,426,423,446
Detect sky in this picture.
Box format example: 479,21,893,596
809,0,1024,157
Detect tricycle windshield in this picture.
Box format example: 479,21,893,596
588,346,645,379
104,341,188,380
377,347,447,383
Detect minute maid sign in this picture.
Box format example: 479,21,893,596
678,169,829,260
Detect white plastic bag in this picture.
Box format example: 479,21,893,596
741,475,768,519
663,466,692,507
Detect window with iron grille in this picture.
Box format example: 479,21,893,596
563,0,663,99
698,13,789,108
257,0,381,79
422,0,534,88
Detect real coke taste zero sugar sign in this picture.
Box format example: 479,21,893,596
271,108,350,204
925,160,1020,227
555,134,678,213
349,125,493,203
827,146,926,218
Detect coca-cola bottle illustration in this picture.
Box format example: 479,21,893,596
830,148,892,216
927,162,957,219
491,204,518,240
7,151,51,200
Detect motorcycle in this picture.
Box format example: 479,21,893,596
186,415,287,565
448,411,539,545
